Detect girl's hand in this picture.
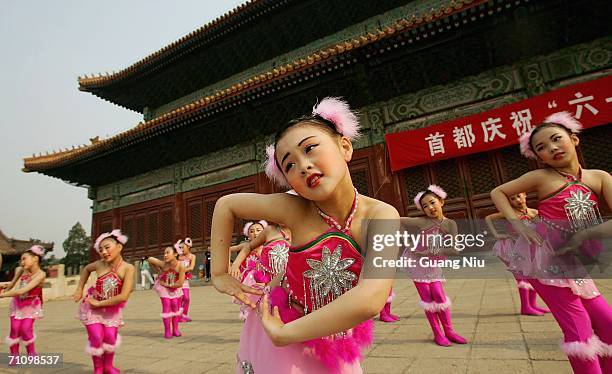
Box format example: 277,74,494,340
259,294,289,346
512,221,543,246
72,290,83,303
212,273,263,308
87,298,101,308
229,264,242,280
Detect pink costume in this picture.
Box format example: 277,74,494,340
154,268,183,338
491,214,549,315
6,272,43,357
236,191,372,373
179,255,193,322
510,170,611,374
402,219,467,346
77,264,125,374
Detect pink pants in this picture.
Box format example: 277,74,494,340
530,280,612,374
85,323,120,374
7,317,37,356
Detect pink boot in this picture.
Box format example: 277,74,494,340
423,311,451,346
437,308,468,344
528,288,550,314
518,286,544,316
379,303,399,323
172,314,181,337
161,317,172,339
561,336,604,374
23,335,37,356
6,336,20,366
103,334,121,374
86,344,105,374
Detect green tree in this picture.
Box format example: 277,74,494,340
60,222,90,268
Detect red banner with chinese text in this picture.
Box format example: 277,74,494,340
385,75,612,171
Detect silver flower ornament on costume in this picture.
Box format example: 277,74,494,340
303,245,357,311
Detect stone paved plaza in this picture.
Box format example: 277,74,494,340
1,277,610,374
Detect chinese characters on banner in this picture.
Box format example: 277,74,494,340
385,75,612,171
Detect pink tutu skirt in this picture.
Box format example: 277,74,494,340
509,227,600,299
77,287,125,327
154,279,183,299
491,238,515,265
237,303,362,374
9,297,43,320
401,248,445,283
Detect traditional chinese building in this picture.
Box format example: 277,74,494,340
0,229,53,280
23,0,611,260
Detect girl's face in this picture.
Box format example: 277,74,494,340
531,126,579,166
20,253,37,270
164,247,177,262
420,194,444,219
248,223,264,241
98,238,122,263
275,125,352,200
509,193,527,210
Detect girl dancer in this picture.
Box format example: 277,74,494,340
74,229,135,374
491,112,612,374
211,97,399,373
485,193,549,316
234,221,268,280
1,245,46,357
230,223,291,283
148,246,186,339
177,238,196,322
230,224,291,320
401,186,468,346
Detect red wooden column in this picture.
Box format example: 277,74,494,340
112,208,121,230
372,143,405,216
173,192,185,242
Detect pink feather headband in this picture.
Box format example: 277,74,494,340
243,220,268,237
174,240,184,255
519,111,582,159
264,97,361,188
94,229,128,252
414,184,447,210
28,245,45,257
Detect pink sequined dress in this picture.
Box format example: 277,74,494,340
509,171,603,299
154,268,184,299
9,272,44,320
402,219,449,283
78,267,126,327
491,213,532,265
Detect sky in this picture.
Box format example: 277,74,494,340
0,0,245,258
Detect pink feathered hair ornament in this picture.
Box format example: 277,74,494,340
264,144,290,189
183,237,193,247
312,97,361,140
94,229,128,253
243,220,268,237
519,111,583,159
174,240,184,255
264,97,361,187
414,184,447,210
28,245,45,257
